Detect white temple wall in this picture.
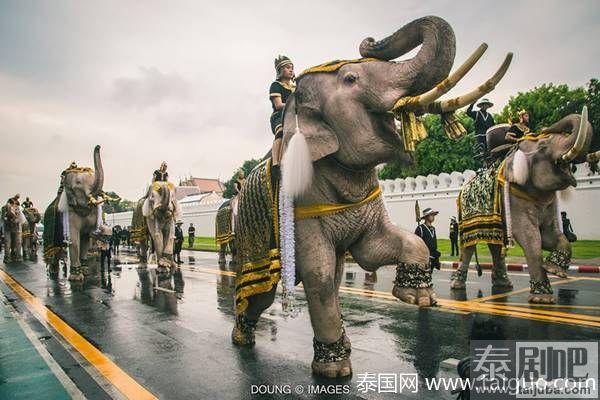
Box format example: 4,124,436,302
107,165,600,240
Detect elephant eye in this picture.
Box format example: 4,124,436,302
343,72,358,84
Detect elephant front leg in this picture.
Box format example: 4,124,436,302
218,244,227,266
4,233,13,263
67,234,84,281
513,222,554,304
541,216,571,279
350,219,436,306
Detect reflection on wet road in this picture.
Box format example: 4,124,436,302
1,248,599,399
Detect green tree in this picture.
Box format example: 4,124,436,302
102,191,135,213
222,158,262,198
585,78,600,151
495,83,587,131
378,111,481,179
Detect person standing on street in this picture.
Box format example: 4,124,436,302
415,208,441,272
449,216,459,257
174,221,184,264
188,223,196,249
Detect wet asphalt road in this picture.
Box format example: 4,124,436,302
1,248,599,399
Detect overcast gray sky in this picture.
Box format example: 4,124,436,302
1,0,598,208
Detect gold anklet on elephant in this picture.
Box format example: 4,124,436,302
544,249,570,278
530,278,553,295
313,334,351,364
450,268,468,283
232,315,258,346
393,263,433,288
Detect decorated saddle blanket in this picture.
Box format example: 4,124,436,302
43,197,65,261
130,198,147,244
215,200,234,246
235,159,280,314
457,160,507,249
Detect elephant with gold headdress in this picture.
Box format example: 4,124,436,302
2,199,26,263
451,108,596,304
43,146,106,281
132,181,181,273
231,16,512,378
22,207,41,260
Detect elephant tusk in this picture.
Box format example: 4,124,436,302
426,52,513,114
587,150,600,164
562,106,589,162
409,43,488,108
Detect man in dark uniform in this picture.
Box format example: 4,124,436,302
22,197,33,209
415,207,441,272
466,98,495,158
174,221,184,264
449,216,459,257
187,223,195,249
561,211,577,242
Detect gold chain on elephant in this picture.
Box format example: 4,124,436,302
313,334,351,363
545,249,571,273
394,263,433,288
530,278,553,295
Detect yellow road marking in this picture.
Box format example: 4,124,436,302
485,302,600,311
177,265,599,327
470,278,580,303
0,269,157,400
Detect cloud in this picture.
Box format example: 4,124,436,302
0,0,598,209
111,67,190,110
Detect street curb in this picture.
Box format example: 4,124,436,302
441,261,600,273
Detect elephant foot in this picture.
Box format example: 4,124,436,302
543,250,570,278
492,274,513,289
450,279,467,290
528,294,555,304
312,359,352,379
392,263,437,306
449,269,468,290
312,335,352,378
528,279,554,304
231,315,257,346
68,273,85,282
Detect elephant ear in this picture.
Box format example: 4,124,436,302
282,95,339,162
142,197,152,217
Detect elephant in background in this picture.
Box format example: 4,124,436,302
22,207,41,260
1,201,26,263
232,16,511,378
133,181,181,273
43,145,105,281
452,108,596,303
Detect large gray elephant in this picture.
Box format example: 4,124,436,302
1,201,25,263
43,145,105,281
231,16,511,378
22,207,41,260
451,108,596,304
132,181,180,273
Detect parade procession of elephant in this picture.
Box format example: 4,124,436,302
2,15,599,381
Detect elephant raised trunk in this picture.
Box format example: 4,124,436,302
542,106,593,163
159,185,170,212
91,145,104,195
360,16,456,95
